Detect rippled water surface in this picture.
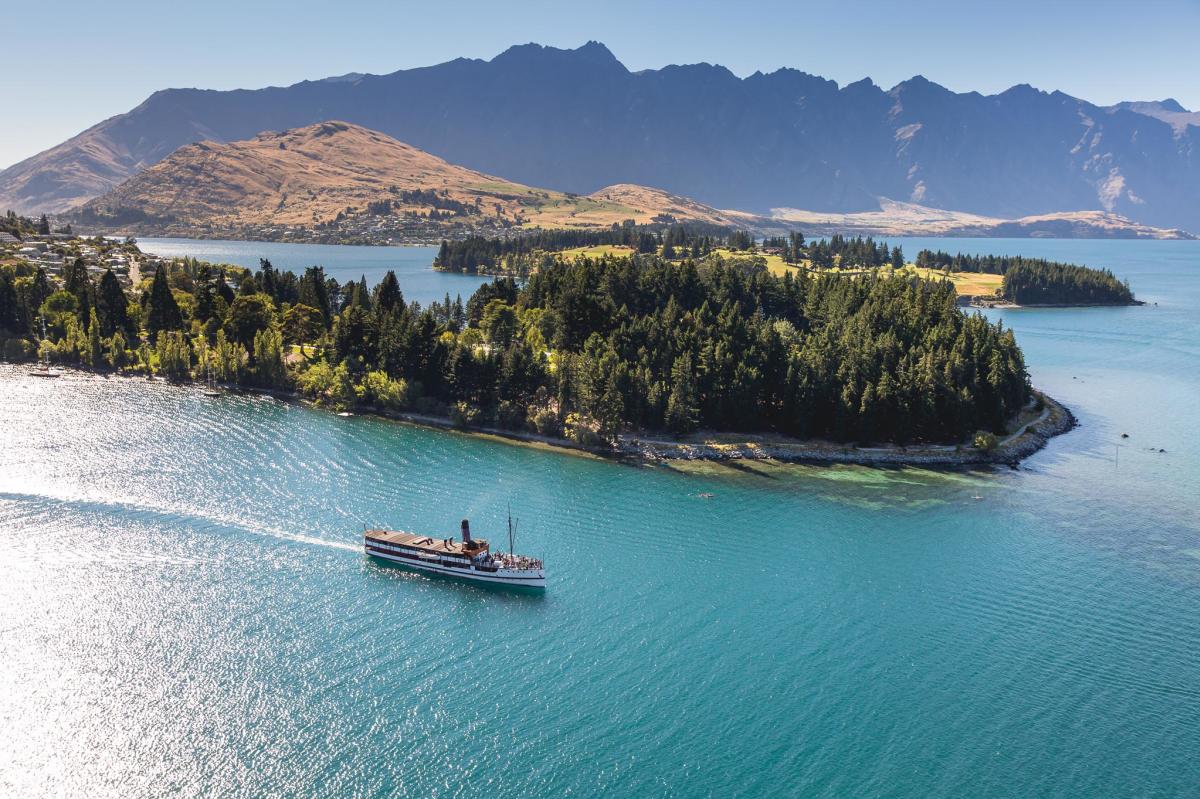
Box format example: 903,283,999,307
3,239,1200,797
137,238,489,306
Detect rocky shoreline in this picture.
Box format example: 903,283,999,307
611,393,1076,467
369,391,1077,469
189,380,1076,468
6,365,1075,468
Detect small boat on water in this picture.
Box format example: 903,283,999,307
365,515,545,589
201,362,222,397
30,316,61,378
30,360,61,378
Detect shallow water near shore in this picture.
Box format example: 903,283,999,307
3,238,1200,797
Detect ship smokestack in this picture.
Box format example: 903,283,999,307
461,519,471,544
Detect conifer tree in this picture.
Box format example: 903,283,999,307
146,266,183,342
63,258,92,324
85,308,103,368
665,353,699,434
96,269,131,338
373,271,403,315
214,274,235,305
299,266,332,323
258,258,278,301
0,270,21,334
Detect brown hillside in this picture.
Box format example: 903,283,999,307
78,121,767,233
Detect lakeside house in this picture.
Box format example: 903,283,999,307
2,234,138,285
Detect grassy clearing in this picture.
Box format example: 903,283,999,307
518,195,649,229
468,180,548,198
703,247,796,276
556,245,638,259
904,267,1003,296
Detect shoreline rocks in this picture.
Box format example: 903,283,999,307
6,366,1074,468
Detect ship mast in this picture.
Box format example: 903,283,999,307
507,504,515,556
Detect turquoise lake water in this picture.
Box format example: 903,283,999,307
3,238,1199,797
137,238,490,307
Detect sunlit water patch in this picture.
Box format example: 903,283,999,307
3,238,1200,797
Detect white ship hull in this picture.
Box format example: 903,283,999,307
365,541,546,588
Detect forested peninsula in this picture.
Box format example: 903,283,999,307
436,225,1139,307
0,223,1079,463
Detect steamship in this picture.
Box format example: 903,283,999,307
364,517,546,588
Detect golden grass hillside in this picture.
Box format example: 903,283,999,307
79,121,776,233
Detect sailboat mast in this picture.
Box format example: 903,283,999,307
508,505,514,556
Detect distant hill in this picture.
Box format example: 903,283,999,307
70,121,765,239
4,41,1199,233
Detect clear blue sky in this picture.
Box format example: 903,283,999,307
5,0,1198,169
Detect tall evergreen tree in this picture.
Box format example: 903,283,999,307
299,266,332,323
63,258,92,324
258,258,279,302
193,264,217,324
145,265,183,342
95,269,131,338
0,270,22,334
373,271,403,315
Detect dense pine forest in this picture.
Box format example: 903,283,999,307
2,246,1031,446
1000,262,1134,305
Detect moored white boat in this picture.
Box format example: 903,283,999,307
30,316,62,378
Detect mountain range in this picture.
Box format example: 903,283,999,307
3,41,1198,233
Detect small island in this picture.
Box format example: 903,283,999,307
0,214,1104,464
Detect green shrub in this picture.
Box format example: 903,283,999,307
528,405,562,437
449,401,482,428
565,412,608,448
973,431,999,452
496,399,527,430
1,337,34,362
357,370,408,410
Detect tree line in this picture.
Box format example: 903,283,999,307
2,209,67,239
763,232,903,269
2,249,1031,446
434,222,746,274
